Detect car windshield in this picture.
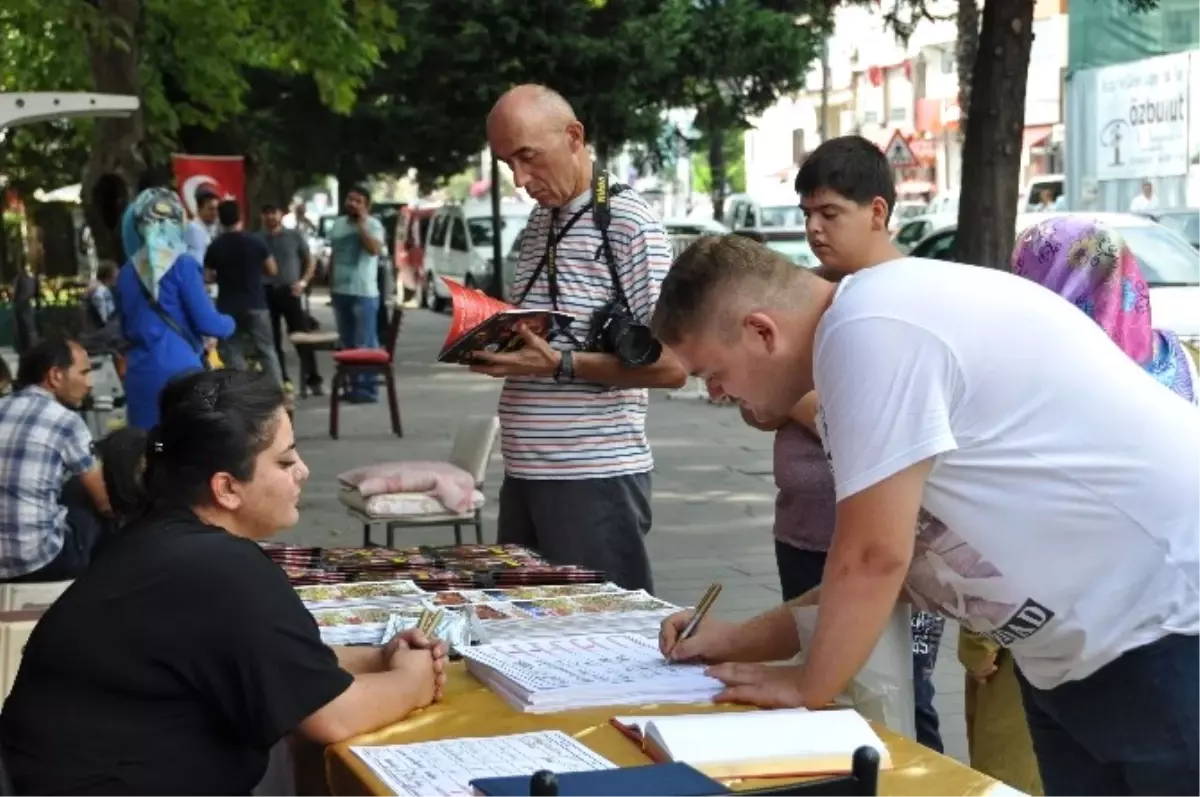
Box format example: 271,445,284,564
895,204,926,221
759,205,805,228
765,238,817,269
468,216,527,256
1157,213,1199,246
1115,224,1200,286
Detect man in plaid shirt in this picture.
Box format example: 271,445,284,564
0,338,111,582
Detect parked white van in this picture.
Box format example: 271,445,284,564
421,199,534,311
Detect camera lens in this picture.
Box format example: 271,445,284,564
617,325,662,367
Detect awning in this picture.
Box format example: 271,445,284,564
1023,125,1053,152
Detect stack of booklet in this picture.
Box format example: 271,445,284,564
611,708,892,778
459,634,725,713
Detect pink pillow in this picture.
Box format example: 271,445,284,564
338,461,476,514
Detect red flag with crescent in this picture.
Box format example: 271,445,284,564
171,154,246,220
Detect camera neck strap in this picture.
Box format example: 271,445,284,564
515,168,630,313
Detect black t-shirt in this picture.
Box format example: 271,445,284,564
206,231,271,314
0,510,352,796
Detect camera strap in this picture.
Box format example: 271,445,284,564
514,168,631,313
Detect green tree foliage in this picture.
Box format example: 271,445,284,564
0,0,400,200
691,128,747,195
664,0,827,218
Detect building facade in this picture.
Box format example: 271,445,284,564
744,0,1069,205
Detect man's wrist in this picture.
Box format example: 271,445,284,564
550,349,569,381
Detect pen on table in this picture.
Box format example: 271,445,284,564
666,582,722,662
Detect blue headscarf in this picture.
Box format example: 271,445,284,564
125,188,188,301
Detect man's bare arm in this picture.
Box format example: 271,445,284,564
796,459,930,707
357,219,382,255
573,347,687,390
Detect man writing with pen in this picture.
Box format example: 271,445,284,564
650,139,1198,797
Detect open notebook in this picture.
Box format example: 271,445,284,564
611,708,892,779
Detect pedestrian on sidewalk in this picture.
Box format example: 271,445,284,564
468,85,687,593
261,202,323,396
652,136,1198,796
116,188,234,429
184,189,220,263
205,201,284,387
328,186,386,403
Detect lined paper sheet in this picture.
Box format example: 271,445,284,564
460,634,725,712
351,731,615,796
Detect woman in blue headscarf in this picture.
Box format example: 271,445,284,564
117,188,235,429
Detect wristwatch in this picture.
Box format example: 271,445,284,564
553,350,575,383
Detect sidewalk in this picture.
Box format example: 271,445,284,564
283,304,969,765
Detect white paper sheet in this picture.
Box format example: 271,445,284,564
351,731,615,797
460,633,724,712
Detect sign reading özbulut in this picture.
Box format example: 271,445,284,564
1094,52,1190,181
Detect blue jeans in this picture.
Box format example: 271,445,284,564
331,293,380,398
774,541,944,752
1016,633,1198,796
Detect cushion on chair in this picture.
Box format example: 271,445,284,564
338,486,485,518
289,330,339,346
338,461,477,513
333,348,390,365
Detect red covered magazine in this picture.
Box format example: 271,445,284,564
437,278,572,364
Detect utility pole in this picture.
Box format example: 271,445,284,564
819,37,831,143
489,151,504,300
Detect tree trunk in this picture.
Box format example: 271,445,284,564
953,0,1035,271
708,128,727,221
955,0,981,137
81,0,147,263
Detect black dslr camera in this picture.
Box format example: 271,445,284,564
584,299,662,368
581,172,663,368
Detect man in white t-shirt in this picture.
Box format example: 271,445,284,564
184,190,220,262
650,137,1199,795
1129,179,1158,214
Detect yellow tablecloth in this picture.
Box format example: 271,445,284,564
326,663,1001,796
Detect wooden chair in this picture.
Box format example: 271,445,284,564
329,308,403,440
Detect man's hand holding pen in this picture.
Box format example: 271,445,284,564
659,594,812,710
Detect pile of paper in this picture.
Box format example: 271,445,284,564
459,633,725,713
352,731,615,797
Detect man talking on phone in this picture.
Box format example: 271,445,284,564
328,186,385,403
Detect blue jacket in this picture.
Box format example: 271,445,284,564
117,254,234,429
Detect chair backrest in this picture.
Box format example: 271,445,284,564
383,306,404,362
739,746,881,797
449,416,500,486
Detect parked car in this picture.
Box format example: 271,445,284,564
423,199,534,311
723,193,805,232
734,228,818,269
1021,174,1065,212
1144,208,1199,251
889,200,929,234
663,217,729,258
312,212,339,284
893,213,958,254
908,211,1200,344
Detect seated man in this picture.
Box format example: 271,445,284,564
0,338,112,582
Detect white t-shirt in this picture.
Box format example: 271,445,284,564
1129,193,1157,213
813,258,1199,690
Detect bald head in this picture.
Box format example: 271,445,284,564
488,84,577,133
486,84,590,207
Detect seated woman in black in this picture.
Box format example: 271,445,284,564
0,369,448,795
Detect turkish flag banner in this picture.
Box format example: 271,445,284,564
171,154,246,220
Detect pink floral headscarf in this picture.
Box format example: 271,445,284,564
1011,216,1195,403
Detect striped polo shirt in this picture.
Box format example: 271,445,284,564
499,180,672,480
